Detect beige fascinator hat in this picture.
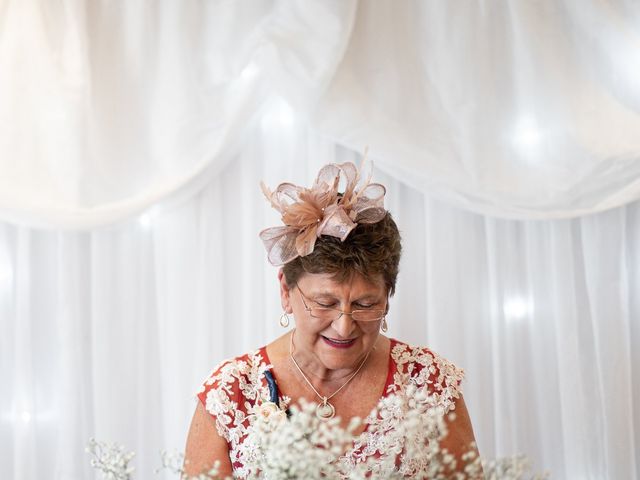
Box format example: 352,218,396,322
259,161,387,266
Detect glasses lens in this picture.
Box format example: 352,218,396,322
352,310,385,322
309,308,342,321
309,308,384,322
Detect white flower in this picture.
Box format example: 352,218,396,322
85,438,136,480
253,401,287,431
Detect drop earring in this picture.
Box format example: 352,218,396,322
381,317,388,333
279,312,290,328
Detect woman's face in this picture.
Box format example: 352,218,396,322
279,270,388,373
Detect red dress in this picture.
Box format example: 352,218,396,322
196,338,464,478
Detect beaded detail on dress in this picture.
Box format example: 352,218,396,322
196,339,464,478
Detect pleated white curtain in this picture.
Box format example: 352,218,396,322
1,1,640,480
2,117,639,479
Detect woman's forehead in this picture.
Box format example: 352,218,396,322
298,272,386,295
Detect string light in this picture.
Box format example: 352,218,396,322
137,206,161,229
503,296,534,322
261,97,295,130
239,62,259,83
512,116,542,152
138,213,152,229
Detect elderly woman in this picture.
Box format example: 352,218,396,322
184,162,481,478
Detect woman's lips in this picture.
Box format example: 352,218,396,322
321,335,356,349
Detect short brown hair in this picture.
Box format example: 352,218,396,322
282,212,402,296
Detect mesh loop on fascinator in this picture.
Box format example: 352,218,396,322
259,161,387,266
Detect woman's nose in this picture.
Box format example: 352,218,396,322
331,312,357,338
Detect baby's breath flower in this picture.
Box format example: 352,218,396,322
88,388,548,479
85,438,136,480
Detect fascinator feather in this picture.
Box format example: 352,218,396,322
259,161,386,266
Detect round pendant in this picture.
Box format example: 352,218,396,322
316,401,335,420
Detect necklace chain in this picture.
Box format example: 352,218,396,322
289,329,371,419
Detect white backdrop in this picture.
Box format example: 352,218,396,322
1,1,640,479
2,119,639,479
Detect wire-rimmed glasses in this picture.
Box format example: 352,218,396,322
295,284,387,323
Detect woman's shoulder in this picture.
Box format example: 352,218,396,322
389,339,464,373
200,348,270,387
196,348,271,419
387,338,465,410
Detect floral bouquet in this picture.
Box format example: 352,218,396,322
87,387,548,479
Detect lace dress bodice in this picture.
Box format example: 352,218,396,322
196,338,464,478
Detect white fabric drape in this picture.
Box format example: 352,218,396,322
1,121,639,479
2,1,640,228
313,0,640,218
0,0,356,228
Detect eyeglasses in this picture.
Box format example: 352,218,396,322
295,284,388,323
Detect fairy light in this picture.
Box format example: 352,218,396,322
138,206,161,229
503,296,534,322
512,116,542,152
239,62,259,83
138,213,152,229
260,97,295,130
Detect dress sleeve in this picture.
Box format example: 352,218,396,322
195,358,247,443
412,346,465,414
429,351,465,409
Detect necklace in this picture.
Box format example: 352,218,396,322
289,329,372,420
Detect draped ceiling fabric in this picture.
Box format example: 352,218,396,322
1,1,640,480
315,1,640,218
1,1,640,228
0,0,357,228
